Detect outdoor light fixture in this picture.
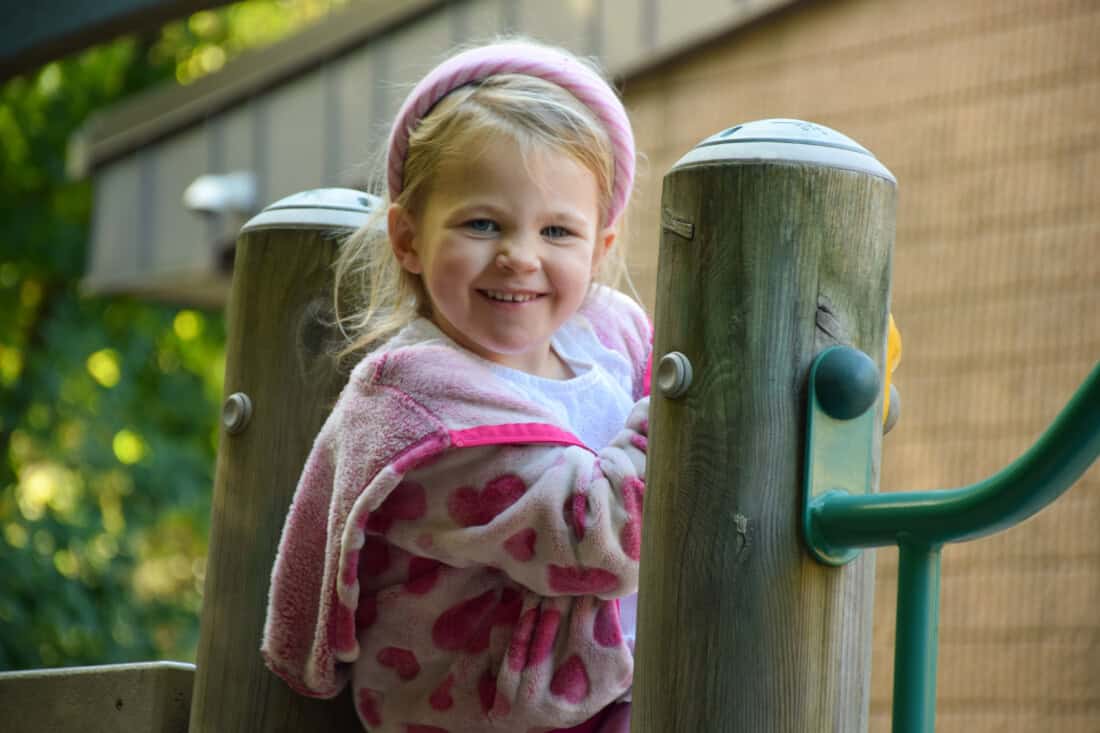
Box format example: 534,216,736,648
183,171,257,216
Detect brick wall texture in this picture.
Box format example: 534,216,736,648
619,0,1100,730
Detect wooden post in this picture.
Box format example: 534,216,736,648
634,120,896,732
188,190,375,732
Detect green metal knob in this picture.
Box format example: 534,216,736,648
813,346,880,420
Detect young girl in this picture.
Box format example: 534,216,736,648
262,39,649,733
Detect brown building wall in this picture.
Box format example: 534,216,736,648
620,0,1100,730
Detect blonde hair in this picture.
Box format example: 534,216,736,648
333,51,635,359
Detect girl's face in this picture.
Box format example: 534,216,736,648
388,136,615,377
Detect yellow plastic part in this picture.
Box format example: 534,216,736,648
883,313,902,424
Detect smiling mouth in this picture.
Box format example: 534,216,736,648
479,289,544,303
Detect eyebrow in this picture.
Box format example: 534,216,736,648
441,201,503,221
544,211,592,230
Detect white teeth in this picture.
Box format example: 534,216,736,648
484,290,538,302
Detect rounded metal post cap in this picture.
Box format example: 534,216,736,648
241,188,381,233
813,346,881,420
673,118,895,183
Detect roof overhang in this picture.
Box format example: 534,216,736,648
1,0,233,82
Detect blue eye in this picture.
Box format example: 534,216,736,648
465,218,499,234
542,225,572,239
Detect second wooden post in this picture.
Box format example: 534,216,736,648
634,119,896,732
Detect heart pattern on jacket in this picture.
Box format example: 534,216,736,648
376,646,420,680
447,474,527,527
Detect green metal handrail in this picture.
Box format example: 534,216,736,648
802,348,1100,733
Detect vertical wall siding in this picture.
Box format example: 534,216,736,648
218,105,254,177
451,0,506,45
333,47,379,186
619,1,1100,731
323,63,343,185
86,158,144,290
266,74,328,202
602,0,646,71
515,0,594,51
148,127,208,275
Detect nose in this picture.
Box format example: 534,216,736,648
496,234,540,273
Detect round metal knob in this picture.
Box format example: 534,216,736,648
657,352,693,399
222,392,253,434
813,346,880,420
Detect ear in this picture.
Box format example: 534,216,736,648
592,225,618,268
388,204,422,274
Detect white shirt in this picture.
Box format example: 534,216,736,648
487,316,636,449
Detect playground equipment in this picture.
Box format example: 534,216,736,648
635,119,896,732
633,118,1100,733
0,661,193,731
186,189,373,732
2,123,1096,733
0,190,374,733
803,345,1100,733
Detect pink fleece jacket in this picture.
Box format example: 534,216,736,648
262,287,652,732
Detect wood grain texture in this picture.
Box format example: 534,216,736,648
0,662,194,733
634,160,895,732
188,228,361,732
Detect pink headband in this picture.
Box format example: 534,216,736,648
386,41,636,225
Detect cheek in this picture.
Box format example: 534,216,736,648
426,244,481,282
554,251,599,292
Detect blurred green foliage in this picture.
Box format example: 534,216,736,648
0,0,345,670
